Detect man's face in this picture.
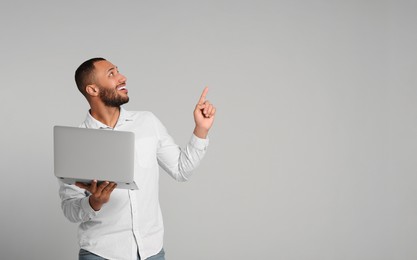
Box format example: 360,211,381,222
93,60,129,107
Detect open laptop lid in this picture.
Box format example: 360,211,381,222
54,126,138,190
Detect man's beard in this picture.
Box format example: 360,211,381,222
98,86,129,107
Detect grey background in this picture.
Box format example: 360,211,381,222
1,1,416,259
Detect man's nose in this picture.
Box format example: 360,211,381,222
119,74,127,83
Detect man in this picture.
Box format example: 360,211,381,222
59,57,216,260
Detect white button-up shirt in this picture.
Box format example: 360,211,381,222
59,108,209,260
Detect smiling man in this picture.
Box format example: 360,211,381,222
58,57,216,260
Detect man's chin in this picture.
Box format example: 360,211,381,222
103,97,129,107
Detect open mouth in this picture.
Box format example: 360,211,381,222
116,84,128,92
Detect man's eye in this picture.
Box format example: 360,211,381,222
109,72,114,77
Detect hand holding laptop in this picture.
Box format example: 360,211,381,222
75,180,117,211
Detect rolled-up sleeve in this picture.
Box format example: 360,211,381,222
152,113,209,182
58,180,99,223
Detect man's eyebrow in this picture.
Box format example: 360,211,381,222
107,66,118,73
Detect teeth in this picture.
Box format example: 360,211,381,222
117,86,126,90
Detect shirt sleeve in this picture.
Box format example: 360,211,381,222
58,180,99,223
151,113,209,182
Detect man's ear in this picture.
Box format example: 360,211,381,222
85,84,99,97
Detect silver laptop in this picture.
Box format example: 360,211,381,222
54,126,138,190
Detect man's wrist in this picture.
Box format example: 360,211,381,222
89,196,103,211
193,126,208,139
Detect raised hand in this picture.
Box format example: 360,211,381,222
75,180,117,211
193,87,216,139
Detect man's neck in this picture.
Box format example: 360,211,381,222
89,105,121,128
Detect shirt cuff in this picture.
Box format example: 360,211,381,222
81,196,99,219
190,134,209,150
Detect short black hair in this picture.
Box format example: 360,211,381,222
74,57,106,97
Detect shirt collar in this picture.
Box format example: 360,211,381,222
83,107,134,129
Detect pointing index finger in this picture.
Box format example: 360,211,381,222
198,87,209,104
